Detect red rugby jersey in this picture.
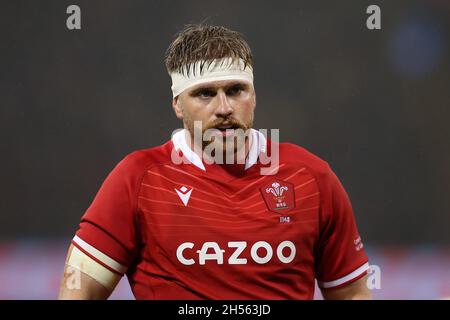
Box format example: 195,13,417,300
73,129,369,299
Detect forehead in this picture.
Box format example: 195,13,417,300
188,79,251,91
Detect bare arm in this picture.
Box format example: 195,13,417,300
58,244,115,300
321,275,372,300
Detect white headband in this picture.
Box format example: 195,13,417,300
170,58,254,98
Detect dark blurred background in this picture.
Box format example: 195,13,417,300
0,0,449,299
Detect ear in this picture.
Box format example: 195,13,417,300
251,89,256,110
172,97,183,120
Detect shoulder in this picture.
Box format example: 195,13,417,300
278,142,332,177
277,143,348,200
111,141,173,178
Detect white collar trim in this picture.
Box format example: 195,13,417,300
171,128,266,171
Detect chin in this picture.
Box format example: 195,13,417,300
224,141,246,156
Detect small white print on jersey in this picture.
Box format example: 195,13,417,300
354,236,364,251
175,185,193,206
279,216,291,224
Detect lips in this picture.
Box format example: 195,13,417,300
213,122,242,131
216,125,239,131
208,124,242,137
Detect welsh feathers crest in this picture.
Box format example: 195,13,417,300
260,179,295,214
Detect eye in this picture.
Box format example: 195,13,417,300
196,89,216,98
227,85,244,96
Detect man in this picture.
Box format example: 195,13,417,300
59,25,371,300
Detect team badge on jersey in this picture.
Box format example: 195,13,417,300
260,179,295,214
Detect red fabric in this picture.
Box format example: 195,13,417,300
75,140,368,299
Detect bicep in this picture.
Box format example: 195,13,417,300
320,275,372,300
58,244,115,300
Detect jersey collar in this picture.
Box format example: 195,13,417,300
171,128,266,172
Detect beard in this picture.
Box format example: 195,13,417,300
183,111,254,160
202,117,253,151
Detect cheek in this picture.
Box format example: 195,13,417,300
184,100,215,122
237,95,256,117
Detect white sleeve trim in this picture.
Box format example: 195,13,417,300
318,262,370,289
67,246,122,291
72,235,127,274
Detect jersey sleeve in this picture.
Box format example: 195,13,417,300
72,152,145,275
315,165,369,289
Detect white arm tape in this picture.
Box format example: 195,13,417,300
67,246,122,291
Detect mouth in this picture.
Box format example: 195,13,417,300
208,124,243,138
215,124,241,131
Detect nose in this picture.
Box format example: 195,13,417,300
214,90,234,118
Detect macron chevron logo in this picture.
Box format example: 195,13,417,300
175,186,193,206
